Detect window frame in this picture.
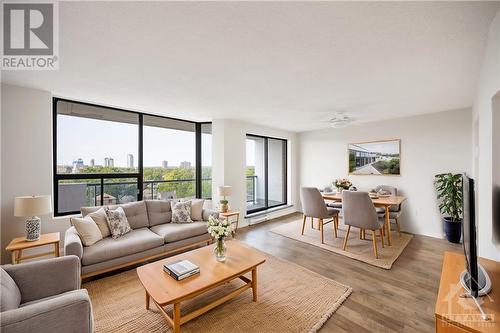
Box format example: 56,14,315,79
52,97,211,216
246,133,287,215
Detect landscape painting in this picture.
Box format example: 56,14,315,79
348,140,401,175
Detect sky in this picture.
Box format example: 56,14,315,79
57,115,212,167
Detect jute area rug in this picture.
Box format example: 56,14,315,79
84,252,352,333
270,219,413,269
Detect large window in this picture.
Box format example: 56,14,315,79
246,134,287,214
143,116,196,200
53,98,212,216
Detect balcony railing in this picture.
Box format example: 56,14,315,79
59,176,258,210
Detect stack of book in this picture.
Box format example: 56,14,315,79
163,260,200,281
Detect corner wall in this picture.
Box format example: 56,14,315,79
1,84,71,264
472,9,500,261
298,108,472,238
211,119,299,227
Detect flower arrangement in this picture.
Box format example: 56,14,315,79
334,178,352,190
207,215,234,240
207,215,234,262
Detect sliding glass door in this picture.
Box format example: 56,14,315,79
246,134,287,214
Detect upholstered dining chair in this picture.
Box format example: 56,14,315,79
376,185,402,236
342,191,385,259
300,187,339,244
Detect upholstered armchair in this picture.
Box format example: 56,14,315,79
0,255,93,333
342,191,385,258
376,185,402,236
300,187,340,243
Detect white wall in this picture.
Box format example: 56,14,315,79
299,109,472,238
472,10,500,261
212,119,299,227
1,84,72,264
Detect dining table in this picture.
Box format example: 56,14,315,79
322,193,407,246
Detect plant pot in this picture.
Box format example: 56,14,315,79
443,217,462,243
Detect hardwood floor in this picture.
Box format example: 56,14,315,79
234,212,461,333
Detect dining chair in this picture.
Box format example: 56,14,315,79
300,187,340,243
342,191,385,258
376,185,402,236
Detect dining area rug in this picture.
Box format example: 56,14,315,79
270,219,413,269
84,252,352,333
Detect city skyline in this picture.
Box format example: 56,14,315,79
62,155,197,168
57,114,212,167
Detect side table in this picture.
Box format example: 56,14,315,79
6,232,61,264
219,211,240,232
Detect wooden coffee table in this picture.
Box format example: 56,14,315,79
137,240,266,333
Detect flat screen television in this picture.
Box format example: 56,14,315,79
460,174,491,297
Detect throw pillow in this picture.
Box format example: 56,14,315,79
0,267,21,311
87,207,111,238
70,216,103,246
171,201,193,223
105,206,132,239
190,199,205,221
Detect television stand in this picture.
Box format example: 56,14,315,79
435,252,499,333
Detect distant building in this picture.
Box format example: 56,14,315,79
72,158,84,173
180,161,191,168
104,157,114,167
127,154,134,168
162,160,168,169
96,193,116,205
90,158,95,167
350,145,377,168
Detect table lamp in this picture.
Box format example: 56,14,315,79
14,195,52,241
218,186,232,213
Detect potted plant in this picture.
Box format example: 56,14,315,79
334,178,352,193
435,173,463,243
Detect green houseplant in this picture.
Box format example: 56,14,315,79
435,173,463,243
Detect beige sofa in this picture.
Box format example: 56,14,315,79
64,200,217,278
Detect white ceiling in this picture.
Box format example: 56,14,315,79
2,1,498,132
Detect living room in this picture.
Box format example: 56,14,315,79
1,1,499,333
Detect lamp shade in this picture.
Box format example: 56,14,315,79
218,186,232,197
14,195,52,217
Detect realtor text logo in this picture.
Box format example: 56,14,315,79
2,1,58,69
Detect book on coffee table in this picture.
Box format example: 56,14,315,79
163,259,200,281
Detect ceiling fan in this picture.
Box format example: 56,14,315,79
328,112,353,128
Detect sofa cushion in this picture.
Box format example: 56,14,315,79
145,200,172,226
1,267,21,311
108,201,149,229
189,199,204,221
81,228,164,266
171,201,193,223
81,206,101,217
150,222,208,243
88,207,111,238
105,207,132,239
70,216,103,246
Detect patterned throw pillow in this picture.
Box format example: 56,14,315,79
105,207,131,239
171,201,193,223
